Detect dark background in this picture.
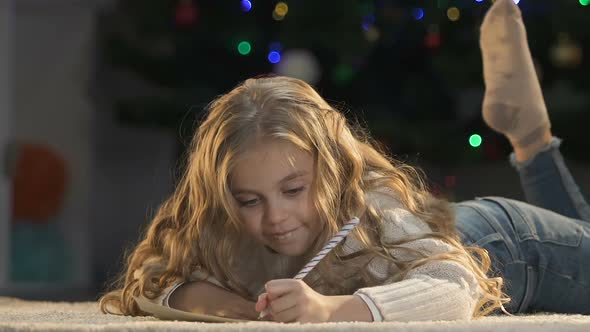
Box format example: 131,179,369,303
0,0,588,301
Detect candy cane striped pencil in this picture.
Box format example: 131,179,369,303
258,217,360,319
293,217,360,279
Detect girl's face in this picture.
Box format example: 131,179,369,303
230,139,322,256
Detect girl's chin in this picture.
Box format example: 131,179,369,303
263,242,305,255
268,244,307,256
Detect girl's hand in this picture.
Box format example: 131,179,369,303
255,279,334,323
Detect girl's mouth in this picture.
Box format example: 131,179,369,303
270,227,300,241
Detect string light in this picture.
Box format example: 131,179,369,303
174,0,198,27
580,0,590,6
268,51,281,64
240,0,252,12
444,175,457,188
364,26,380,42
469,134,482,148
362,14,376,31
412,8,425,21
333,64,354,84
425,24,441,49
275,2,288,16
273,2,288,21
237,41,252,55
447,7,460,22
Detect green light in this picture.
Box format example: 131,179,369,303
469,134,482,148
333,64,354,83
238,41,251,55
580,0,590,6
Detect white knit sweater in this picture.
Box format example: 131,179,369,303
135,190,481,322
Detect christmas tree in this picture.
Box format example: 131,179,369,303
96,0,590,162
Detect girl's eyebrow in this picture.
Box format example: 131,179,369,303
279,170,309,183
231,170,309,195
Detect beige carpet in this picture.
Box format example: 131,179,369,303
1,297,589,332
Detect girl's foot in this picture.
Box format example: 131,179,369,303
480,0,552,162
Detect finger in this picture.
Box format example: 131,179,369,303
265,279,305,301
270,304,300,323
255,293,268,312
258,308,271,321
268,291,298,317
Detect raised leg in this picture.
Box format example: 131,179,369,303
479,0,590,220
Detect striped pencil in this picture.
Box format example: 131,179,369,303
258,217,360,319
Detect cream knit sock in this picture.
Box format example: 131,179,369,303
480,0,550,148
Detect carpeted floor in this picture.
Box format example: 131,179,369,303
1,297,589,332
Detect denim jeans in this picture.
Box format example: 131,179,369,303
454,137,590,314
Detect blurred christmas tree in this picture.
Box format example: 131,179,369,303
95,0,590,162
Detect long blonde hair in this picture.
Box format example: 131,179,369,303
99,75,509,317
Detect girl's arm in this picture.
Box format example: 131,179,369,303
168,281,259,320
353,258,479,321
349,193,481,322
133,267,259,320
325,295,374,322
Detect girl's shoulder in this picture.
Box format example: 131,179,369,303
341,185,433,255
364,187,432,242
362,171,404,211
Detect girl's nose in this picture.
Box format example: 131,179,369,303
264,201,288,225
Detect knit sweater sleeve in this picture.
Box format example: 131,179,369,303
352,195,481,322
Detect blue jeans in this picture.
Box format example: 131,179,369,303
454,137,590,314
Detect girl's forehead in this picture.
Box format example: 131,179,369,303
230,140,314,186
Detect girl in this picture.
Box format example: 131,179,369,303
100,0,590,322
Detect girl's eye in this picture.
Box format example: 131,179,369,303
238,187,305,207
240,198,259,207
284,186,305,195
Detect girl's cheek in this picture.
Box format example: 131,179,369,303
239,212,263,234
